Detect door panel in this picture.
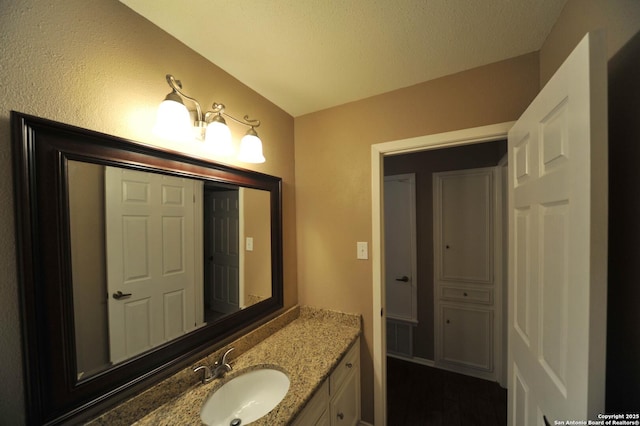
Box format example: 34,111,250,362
507,31,607,424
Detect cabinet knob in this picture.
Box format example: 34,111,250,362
337,412,344,420
446,319,450,324
463,292,468,297
346,362,353,368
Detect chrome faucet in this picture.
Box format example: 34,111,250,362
193,348,235,384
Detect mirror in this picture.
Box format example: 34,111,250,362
68,161,273,379
11,112,283,424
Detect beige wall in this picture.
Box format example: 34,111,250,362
243,188,273,303
540,0,640,86
294,52,539,422
68,161,109,378
0,0,295,422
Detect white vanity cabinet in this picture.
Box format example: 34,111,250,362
293,337,360,426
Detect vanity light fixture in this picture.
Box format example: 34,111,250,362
154,74,265,163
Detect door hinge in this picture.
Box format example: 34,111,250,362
381,308,384,317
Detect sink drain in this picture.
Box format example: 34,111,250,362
230,419,242,426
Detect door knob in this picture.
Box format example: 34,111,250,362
112,291,132,300
395,276,409,282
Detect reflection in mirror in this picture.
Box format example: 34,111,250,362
68,161,272,380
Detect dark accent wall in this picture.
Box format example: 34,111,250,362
606,29,640,413
384,140,506,359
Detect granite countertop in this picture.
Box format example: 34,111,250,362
132,307,361,425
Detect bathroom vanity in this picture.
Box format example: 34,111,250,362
292,335,360,426
88,306,361,425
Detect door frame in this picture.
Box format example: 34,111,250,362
371,121,514,425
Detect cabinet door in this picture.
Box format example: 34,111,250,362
330,370,359,426
316,408,330,426
434,168,495,285
440,304,493,372
291,380,329,426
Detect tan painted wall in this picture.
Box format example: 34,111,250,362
0,0,295,422
243,188,273,303
540,0,640,86
68,161,109,378
294,52,539,422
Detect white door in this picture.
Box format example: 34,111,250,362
105,167,199,364
508,31,607,425
384,174,417,323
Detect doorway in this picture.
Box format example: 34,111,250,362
384,142,506,369
371,121,514,425
203,183,241,322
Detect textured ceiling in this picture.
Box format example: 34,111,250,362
120,0,567,117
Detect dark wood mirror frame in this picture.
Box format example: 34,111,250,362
11,111,284,425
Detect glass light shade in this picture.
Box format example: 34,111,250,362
237,129,265,163
205,117,234,157
153,96,193,142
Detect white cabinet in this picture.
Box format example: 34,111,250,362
293,337,360,426
440,304,493,371
292,381,329,426
433,167,502,382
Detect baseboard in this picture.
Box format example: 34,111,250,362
358,421,374,426
387,353,435,367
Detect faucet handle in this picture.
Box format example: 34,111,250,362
193,365,213,384
221,347,235,367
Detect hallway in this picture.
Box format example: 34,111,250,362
386,357,507,426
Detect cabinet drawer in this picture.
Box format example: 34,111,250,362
440,286,493,304
292,380,329,426
330,338,360,396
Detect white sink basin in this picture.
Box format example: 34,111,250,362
200,368,290,426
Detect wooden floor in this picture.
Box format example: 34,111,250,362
386,357,507,426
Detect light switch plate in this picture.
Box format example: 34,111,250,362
246,237,254,251
357,241,368,260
